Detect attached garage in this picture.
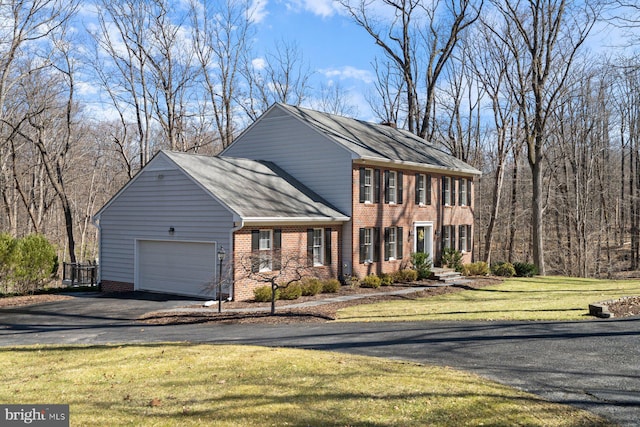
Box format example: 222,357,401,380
137,240,218,298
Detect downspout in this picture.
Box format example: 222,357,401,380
228,219,244,300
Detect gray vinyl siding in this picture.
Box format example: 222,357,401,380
98,164,233,284
224,111,353,216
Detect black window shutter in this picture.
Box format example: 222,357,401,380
384,170,390,204
251,230,260,273
427,175,432,205
398,172,403,204
441,177,446,206
397,227,403,259
307,229,314,266
459,179,463,205
374,169,381,203
467,179,472,206
359,228,366,264
415,174,420,204
458,225,464,251
467,225,472,252
273,229,282,270
359,168,365,203
451,226,456,250
374,227,381,262
384,227,390,261
451,178,456,206
324,228,332,266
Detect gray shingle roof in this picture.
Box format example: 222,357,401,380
275,103,481,176
163,151,349,223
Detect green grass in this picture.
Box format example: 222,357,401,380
0,344,607,426
337,276,640,322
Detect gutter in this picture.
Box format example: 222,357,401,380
91,214,102,286
356,157,482,178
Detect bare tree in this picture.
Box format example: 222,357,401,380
240,39,314,121
491,0,599,275
236,250,312,315
339,0,482,139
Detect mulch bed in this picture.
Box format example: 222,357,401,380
607,296,640,318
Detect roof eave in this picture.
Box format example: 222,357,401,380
355,156,482,178
242,216,350,227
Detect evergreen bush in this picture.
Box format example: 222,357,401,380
441,248,463,272
394,269,418,283
300,278,323,296
380,273,394,286
513,262,538,277
12,234,56,294
321,279,341,293
462,261,489,276
491,261,516,277
279,282,302,300
253,285,277,302
361,274,382,288
410,252,432,279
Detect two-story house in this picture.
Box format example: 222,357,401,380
94,103,480,300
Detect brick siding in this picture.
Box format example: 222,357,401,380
351,164,475,278
232,225,342,301
100,280,134,293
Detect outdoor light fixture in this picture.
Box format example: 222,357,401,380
168,227,175,235
217,246,226,313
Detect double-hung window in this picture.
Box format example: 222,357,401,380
359,228,379,264
459,178,467,206
416,174,431,205
384,170,403,204
312,228,324,266
307,228,332,267
442,225,455,250
251,229,281,273
458,225,472,252
384,226,404,261
359,168,380,203
442,177,451,206
388,171,397,203
258,230,272,272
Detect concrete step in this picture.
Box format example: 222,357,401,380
430,268,464,283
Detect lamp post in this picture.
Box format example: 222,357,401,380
217,246,226,313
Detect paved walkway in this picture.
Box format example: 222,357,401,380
160,284,446,314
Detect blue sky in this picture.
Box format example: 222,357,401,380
250,0,379,119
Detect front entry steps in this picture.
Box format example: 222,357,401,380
430,267,470,285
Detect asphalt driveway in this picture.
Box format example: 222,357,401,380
1,292,639,426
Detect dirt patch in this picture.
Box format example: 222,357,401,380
140,278,502,325
0,294,74,308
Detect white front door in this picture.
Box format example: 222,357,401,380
414,222,433,263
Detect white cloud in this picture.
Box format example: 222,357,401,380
285,0,342,18
249,0,269,23
252,57,266,70
320,66,374,84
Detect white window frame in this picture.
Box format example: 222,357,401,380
259,229,272,272
363,168,373,203
459,178,467,206
442,226,452,250
312,228,324,266
443,177,451,206
363,228,374,263
388,227,397,260
459,225,467,253
417,174,426,205
388,170,397,204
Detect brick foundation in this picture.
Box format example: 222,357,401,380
100,280,134,293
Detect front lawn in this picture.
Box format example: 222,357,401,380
337,276,640,322
0,344,607,426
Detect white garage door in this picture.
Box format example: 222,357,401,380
137,240,217,297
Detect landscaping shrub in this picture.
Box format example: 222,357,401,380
0,233,17,293
11,234,57,294
380,273,394,286
254,285,277,302
462,261,489,276
300,277,323,296
491,261,516,277
321,279,341,293
343,275,360,288
394,269,418,283
441,248,463,272
513,262,538,277
410,252,432,279
361,274,382,288
279,282,302,300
